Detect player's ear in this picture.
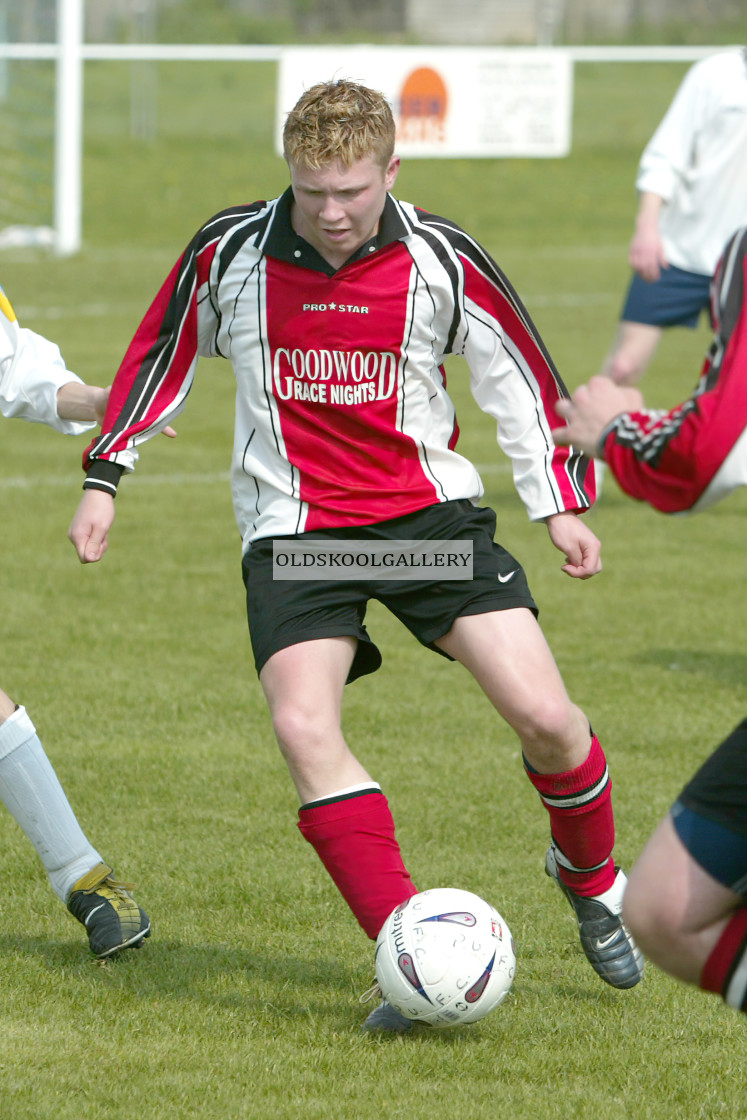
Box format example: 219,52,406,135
385,157,400,190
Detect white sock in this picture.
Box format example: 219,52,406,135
0,707,102,902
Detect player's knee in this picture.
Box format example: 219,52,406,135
270,701,331,756
606,351,644,387
517,696,579,758
623,872,676,955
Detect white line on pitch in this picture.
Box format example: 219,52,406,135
0,464,513,491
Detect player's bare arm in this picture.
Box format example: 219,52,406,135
57,382,177,436
68,489,115,564
56,382,110,424
545,511,602,580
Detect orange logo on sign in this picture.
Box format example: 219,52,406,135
398,67,448,144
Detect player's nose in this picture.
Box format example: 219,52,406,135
319,195,345,222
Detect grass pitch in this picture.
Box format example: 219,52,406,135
1,57,746,1120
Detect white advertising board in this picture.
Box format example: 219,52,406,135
276,46,573,159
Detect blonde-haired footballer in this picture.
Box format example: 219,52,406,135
68,79,644,1028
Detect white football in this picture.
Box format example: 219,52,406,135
374,887,516,1028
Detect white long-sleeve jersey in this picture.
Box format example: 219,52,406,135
635,48,747,277
83,191,594,551
0,286,93,436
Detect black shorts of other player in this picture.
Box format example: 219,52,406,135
672,718,747,895
242,499,537,683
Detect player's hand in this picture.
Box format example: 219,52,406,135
68,489,115,563
545,511,602,580
554,376,645,457
92,386,109,426
629,223,668,282
628,193,668,282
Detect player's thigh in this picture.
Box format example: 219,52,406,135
435,608,573,732
625,815,739,935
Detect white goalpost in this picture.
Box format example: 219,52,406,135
0,0,722,258
55,0,83,256
0,0,283,256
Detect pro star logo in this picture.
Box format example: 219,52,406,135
302,302,369,314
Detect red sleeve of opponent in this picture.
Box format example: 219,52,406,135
603,242,747,513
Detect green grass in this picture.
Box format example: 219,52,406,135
1,59,746,1120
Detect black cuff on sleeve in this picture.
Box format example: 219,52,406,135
83,460,125,497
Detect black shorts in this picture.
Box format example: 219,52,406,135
671,718,747,895
241,500,537,683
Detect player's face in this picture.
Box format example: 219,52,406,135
289,154,400,269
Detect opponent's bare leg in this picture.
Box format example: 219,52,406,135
600,321,663,386
0,686,16,721
624,815,741,984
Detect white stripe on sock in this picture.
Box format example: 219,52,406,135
725,946,747,1011
305,782,382,807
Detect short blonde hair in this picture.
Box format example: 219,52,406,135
283,79,396,170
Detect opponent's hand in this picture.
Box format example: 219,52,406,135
628,192,668,282
629,224,668,282
554,377,645,457
92,386,109,427
68,489,115,564
545,511,602,580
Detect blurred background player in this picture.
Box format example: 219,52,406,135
554,226,747,1016
66,79,643,1031
600,46,747,388
0,284,151,958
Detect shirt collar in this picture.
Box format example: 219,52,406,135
263,187,409,275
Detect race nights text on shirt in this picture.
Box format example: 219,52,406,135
272,347,397,404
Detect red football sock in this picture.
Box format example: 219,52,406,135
700,907,747,1012
298,789,417,940
525,734,615,896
